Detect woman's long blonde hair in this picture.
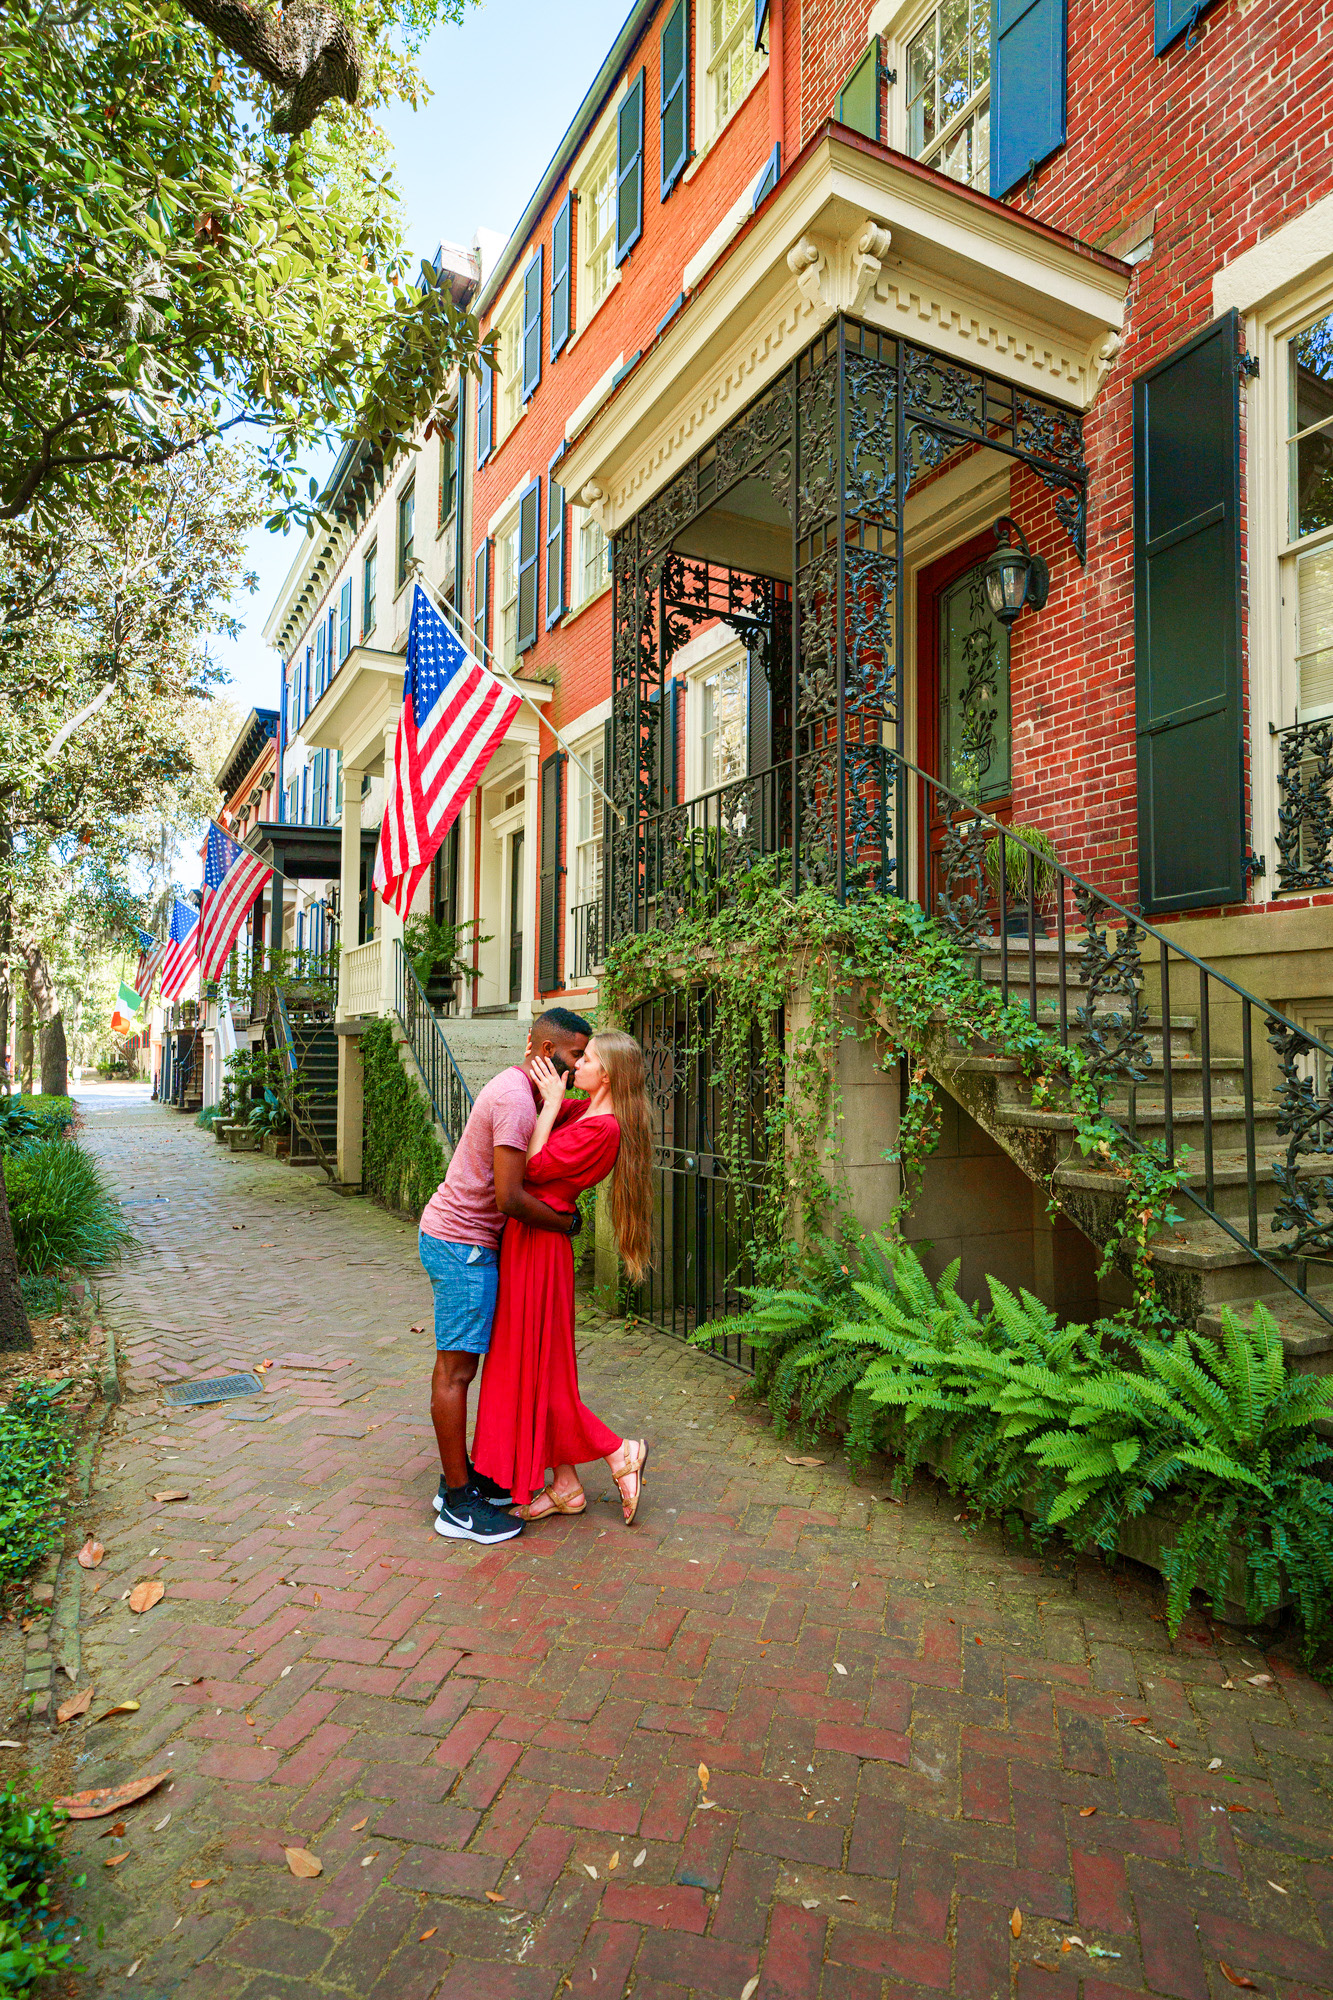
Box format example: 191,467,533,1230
592,1030,653,1284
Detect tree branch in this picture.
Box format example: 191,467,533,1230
168,0,361,134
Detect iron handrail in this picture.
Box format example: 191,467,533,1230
273,988,298,1076
392,938,474,1149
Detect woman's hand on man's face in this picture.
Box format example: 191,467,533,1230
530,1054,568,1108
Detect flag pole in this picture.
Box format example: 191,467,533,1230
409,572,625,825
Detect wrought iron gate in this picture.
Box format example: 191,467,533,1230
631,986,779,1367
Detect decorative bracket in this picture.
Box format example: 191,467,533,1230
849,222,893,318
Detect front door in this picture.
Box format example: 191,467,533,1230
917,535,1013,904
508,828,524,1004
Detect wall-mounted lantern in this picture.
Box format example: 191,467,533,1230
982,516,1050,627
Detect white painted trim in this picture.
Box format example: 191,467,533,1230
667,619,737,679
565,357,624,441
1212,192,1333,319
682,632,748,802
568,80,626,196
692,0,769,156
682,163,771,292
487,472,534,539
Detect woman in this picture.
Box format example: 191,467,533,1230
471,1029,653,1525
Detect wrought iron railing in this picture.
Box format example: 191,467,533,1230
570,900,602,980
636,744,1333,1328
392,938,474,1150
1275,718,1333,893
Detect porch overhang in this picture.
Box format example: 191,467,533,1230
302,647,405,773
560,125,1131,537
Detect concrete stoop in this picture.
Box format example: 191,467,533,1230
433,1012,529,1099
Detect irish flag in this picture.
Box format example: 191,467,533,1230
110,980,143,1038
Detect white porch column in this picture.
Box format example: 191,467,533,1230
519,742,540,1024
378,721,404,1016
338,769,364,997
336,767,365,1187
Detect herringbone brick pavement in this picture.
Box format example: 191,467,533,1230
38,1088,1333,1997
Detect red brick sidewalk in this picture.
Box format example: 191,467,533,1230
33,1099,1333,1997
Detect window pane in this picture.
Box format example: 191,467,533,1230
971,0,990,84
700,660,746,791
1298,544,1333,712
1293,420,1333,542
939,37,969,122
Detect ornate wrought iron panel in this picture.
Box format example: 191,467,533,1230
1275,718,1333,893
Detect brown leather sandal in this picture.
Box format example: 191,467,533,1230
515,1486,586,1521
609,1440,648,1525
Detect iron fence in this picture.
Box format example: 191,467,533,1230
392,939,474,1150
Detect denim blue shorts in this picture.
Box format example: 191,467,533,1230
418,1232,499,1355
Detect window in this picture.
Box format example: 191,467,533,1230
697,655,746,793
1288,309,1333,714
363,542,377,636
496,294,524,442
439,428,457,526
704,0,763,139
576,508,609,605
573,740,605,907
497,517,520,670
581,129,618,322
906,0,990,193
397,481,415,588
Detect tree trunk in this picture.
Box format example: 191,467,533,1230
40,1014,68,1099
173,0,360,134
0,1152,32,1351
17,986,33,1095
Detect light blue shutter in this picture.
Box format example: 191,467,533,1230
517,479,540,653
521,249,543,400
300,764,309,825
477,363,493,465
326,610,336,691
1154,0,1210,49
660,0,689,199
752,142,780,209
615,70,645,264
551,196,572,360
310,634,322,718
754,0,769,47
990,0,1067,197
545,464,566,628
339,578,352,660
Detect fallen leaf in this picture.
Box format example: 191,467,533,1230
1062,1935,1084,1952
1165,1737,1179,1749
1246,1673,1274,1688
0,1741,22,1750
584,1864,598,1879
1226,1804,1253,1813
411,1323,425,1334
313,1593,321,1606
784,1455,824,1467
1208,1758,1223,1771
360,1854,377,1867
485,1890,505,1903
93,1701,140,1723
836,1894,856,1902
419,1927,438,1941
350,1817,368,1832
1033,1962,1060,1975
633,1849,646,1868
128,1580,164,1615
154,1491,189,1503
697,1762,710,1791
284,1847,322,1879
1011,1907,1022,1938
127,1962,141,1978
56,1688,93,1724
834,1663,848,1676
1124,1715,1151,1726
1222,1679,1235,1689
1079,1805,1097,1817
57,1772,170,1820
153,1815,171,1832
105,1852,129,1868
190,1878,211,1889
1218,1965,1261,1991
280,1666,292,1678
608,1852,619,1871
1268,1880,1288,1895
77,1539,105,1569
98,1822,127,1840
742,1981,760,2000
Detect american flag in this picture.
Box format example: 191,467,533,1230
159,896,200,1000
374,583,521,918
134,926,166,999
198,823,272,983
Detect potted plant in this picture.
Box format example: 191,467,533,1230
403,915,491,1013
983,823,1060,936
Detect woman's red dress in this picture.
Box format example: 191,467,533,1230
472,1102,622,1506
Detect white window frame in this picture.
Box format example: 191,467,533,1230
694,0,768,155
572,503,610,610
870,0,989,192
494,290,525,448
495,506,521,672
682,630,747,801
566,726,609,983
567,88,625,343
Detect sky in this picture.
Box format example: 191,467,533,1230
214,0,632,717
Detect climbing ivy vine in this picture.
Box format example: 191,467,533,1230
361,1020,447,1219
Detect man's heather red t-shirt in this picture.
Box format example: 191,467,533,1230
419,1065,537,1249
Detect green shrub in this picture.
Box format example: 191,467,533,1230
194,1104,221,1130
16,1274,74,1320
698,1235,1333,1638
5,1140,133,1275
0,1383,75,1588
0,1097,74,1155
362,1020,447,1217
0,1783,81,1990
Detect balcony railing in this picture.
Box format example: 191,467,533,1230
339,938,382,1018
392,940,473,1150
570,900,602,980
1276,718,1333,893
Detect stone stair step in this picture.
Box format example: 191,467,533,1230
1196,1285,1333,1368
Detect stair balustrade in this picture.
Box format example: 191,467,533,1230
392,939,474,1150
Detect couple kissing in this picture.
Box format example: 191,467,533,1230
417,1009,653,1544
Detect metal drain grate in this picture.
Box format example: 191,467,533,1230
162,1372,264,1407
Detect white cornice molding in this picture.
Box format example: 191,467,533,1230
1212,190,1333,319
558,134,1130,535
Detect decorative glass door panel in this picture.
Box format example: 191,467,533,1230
938,562,1011,804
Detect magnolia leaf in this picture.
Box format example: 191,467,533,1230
350,1817,368,1832
93,1700,140,1723
1208,1758,1223,1771
190,1878,212,1889
584,1864,598,1879
834,1663,848,1676
1079,1805,1097,1817
419,1927,438,1940
53,1771,169,1819
56,1687,93,1723
697,1763,710,1790
283,1847,322,1878
128,1580,164,1615
77,1538,105,1568
784,1455,824,1467
1218,1965,1261,1990
105,1852,129,1868
359,1853,377,1867
741,1981,760,2000
485,1890,505,1903
153,1815,171,1832
1246,1673,1273,1687
607,1852,619,1871
633,1849,646,1868
1010,1908,1022,1938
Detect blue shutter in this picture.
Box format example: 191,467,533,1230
754,0,769,48
474,539,491,655
550,195,572,360
1154,0,1211,50
615,69,645,265
309,634,322,718
521,249,543,400
326,609,336,690
516,479,541,654
752,142,780,209
990,0,1067,197
660,0,689,200
545,463,566,628
339,578,352,661
300,764,309,825
477,362,493,466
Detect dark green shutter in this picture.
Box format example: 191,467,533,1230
551,195,572,359
836,42,880,140
601,717,614,953
545,464,566,627
538,752,563,991
474,538,491,654
1134,310,1244,914
477,362,493,466
616,70,645,264
339,578,352,660
660,0,689,199
521,249,543,400
516,480,540,653
990,0,1067,196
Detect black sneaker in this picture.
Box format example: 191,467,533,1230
433,1490,523,1544
432,1470,514,1513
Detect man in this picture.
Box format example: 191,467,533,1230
419,1006,592,1544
